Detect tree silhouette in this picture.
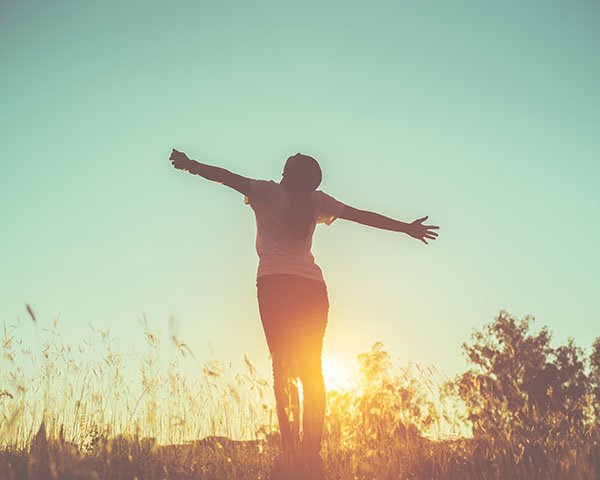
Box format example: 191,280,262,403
590,337,600,423
455,311,591,438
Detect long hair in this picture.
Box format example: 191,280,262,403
281,153,322,241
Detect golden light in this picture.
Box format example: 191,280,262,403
321,356,349,392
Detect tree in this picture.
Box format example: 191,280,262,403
590,337,600,422
456,311,590,438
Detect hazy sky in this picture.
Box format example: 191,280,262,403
2,0,599,382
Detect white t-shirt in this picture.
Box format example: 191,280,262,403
245,179,346,283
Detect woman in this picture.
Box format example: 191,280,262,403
169,149,439,478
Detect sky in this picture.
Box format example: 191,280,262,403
1,0,599,384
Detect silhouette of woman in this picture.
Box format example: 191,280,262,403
169,149,439,478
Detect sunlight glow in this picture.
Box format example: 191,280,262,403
322,356,349,392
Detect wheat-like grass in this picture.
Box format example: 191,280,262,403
1,313,599,479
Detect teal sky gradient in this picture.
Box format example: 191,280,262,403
2,0,599,380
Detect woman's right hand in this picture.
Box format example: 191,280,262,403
407,216,439,245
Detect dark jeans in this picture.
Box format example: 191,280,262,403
257,274,329,454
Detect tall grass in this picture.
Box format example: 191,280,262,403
1,314,599,479
1,314,275,450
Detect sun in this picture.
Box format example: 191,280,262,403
321,356,349,392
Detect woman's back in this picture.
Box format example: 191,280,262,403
245,179,345,283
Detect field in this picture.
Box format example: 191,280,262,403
1,313,599,479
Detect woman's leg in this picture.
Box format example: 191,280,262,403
299,351,326,453
258,275,303,454
257,274,329,457
297,280,329,454
271,354,301,453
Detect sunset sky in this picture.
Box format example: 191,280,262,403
2,0,599,382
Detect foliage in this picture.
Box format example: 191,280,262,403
591,337,600,422
2,310,600,479
455,311,592,439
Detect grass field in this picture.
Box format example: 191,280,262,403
2,315,599,479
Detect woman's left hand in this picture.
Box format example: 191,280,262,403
170,149,192,170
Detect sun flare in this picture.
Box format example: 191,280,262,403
322,356,349,392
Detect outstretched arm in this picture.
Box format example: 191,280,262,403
169,149,250,196
339,205,439,245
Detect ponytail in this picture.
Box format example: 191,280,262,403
281,154,322,241
286,191,315,240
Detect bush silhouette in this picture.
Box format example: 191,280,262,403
455,311,591,439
